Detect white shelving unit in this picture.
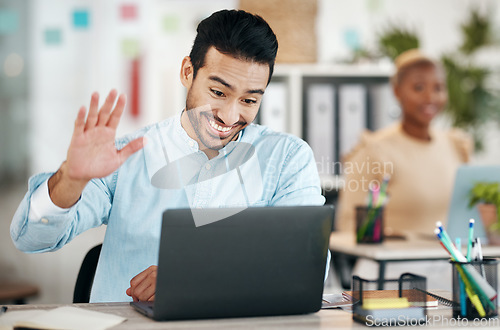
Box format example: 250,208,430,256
260,63,400,192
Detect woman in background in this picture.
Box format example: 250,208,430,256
336,49,472,238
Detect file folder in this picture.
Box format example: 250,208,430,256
339,84,366,158
306,84,335,176
370,83,400,130
260,82,287,133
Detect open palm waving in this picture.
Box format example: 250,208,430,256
48,90,145,208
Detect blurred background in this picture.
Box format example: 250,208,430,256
0,0,499,304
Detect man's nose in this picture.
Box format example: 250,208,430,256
218,101,240,125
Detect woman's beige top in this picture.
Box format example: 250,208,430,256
336,123,472,236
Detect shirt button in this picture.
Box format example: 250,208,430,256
205,164,211,170
41,218,49,224
189,141,195,148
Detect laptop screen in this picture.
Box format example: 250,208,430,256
151,205,333,320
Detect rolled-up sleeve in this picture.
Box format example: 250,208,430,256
11,172,114,253
270,140,325,206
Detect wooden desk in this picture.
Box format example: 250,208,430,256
1,301,465,329
0,283,39,304
329,232,500,290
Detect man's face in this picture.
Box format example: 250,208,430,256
395,63,448,128
180,47,269,159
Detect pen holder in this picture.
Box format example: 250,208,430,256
356,205,384,244
451,258,499,320
351,273,427,326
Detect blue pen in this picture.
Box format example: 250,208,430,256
456,238,467,316
467,219,475,262
436,221,454,249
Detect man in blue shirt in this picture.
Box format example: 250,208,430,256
11,9,325,302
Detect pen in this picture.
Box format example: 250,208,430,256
436,229,486,316
0,306,7,314
435,228,496,304
467,219,475,262
456,238,467,316
474,237,485,277
371,183,380,207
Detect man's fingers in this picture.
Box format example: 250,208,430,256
132,280,156,302
107,94,127,129
84,92,99,131
118,137,147,165
74,106,87,134
96,89,118,126
129,265,156,288
129,266,158,302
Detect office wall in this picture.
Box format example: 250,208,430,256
0,0,499,303
317,0,500,164
25,0,500,175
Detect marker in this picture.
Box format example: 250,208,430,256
456,238,467,316
436,221,454,249
467,219,475,262
377,175,390,207
372,183,380,207
0,306,7,315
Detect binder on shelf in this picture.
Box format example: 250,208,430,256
306,84,335,176
339,84,366,158
260,81,287,133
370,83,400,130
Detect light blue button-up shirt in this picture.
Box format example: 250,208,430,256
11,112,325,302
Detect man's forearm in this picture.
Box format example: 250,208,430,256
48,162,89,208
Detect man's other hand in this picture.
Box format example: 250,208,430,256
126,265,157,302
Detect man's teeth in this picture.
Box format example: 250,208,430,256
209,119,231,132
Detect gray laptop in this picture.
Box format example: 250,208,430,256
447,165,500,244
131,205,333,321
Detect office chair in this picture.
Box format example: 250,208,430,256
73,243,102,303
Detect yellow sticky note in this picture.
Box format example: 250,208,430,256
363,297,410,310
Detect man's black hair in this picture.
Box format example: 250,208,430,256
189,9,278,84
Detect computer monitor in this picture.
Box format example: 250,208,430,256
446,165,500,244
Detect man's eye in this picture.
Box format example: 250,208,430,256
211,89,224,97
243,99,257,104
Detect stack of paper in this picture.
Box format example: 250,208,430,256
0,306,126,330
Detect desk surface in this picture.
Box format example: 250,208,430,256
2,302,466,329
330,232,500,261
0,283,39,303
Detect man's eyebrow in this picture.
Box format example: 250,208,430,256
209,76,233,90
209,75,265,95
247,89,265,95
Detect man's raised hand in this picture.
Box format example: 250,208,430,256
47,90,145,208
66,89,145,181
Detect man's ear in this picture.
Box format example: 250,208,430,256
180,56,194,88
